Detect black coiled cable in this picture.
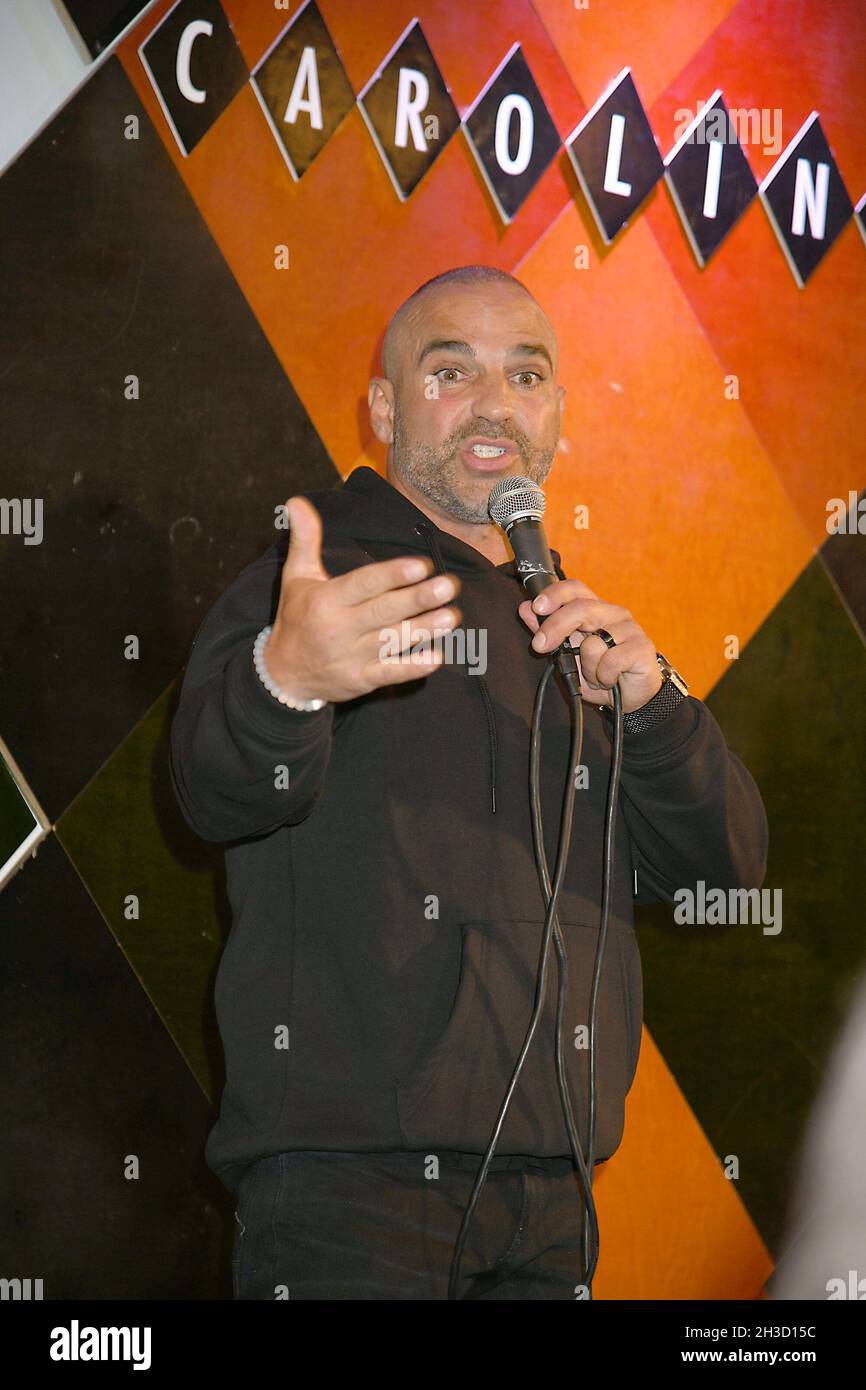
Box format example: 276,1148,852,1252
447,660,624,1300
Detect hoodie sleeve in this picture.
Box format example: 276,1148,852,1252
601,695,768,904
169,548,334,844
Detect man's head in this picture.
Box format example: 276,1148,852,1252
369,266,564,525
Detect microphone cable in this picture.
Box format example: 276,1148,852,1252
530,661,598,1291
583,674,624,1285
447,645,625,1299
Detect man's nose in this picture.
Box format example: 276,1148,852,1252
468,375,513,422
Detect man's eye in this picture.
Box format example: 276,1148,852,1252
514,371,543,386
434,367,465,382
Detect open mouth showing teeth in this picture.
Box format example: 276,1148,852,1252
470,444,507,458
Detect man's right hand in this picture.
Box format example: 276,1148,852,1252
263,495,462,705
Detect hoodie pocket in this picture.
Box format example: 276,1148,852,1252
395,918,642,1160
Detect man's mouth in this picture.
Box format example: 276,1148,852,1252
470,443,507,458
459,437,519,471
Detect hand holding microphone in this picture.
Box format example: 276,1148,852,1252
488,476,662,713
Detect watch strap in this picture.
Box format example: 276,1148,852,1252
602,652,688,735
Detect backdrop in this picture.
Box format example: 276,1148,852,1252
1,0,864,1299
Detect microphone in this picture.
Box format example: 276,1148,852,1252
488,475,581,697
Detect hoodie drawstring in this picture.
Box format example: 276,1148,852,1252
413,521,498,816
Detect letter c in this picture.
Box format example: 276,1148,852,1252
176,20,213,105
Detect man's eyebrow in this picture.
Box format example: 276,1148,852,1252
415,339,554,369
508,342,554,370
416,339,475,365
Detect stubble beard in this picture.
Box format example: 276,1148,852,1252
392,405,557,524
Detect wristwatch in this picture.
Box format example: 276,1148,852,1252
602,651,689,735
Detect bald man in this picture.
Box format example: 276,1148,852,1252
170,264,768,1300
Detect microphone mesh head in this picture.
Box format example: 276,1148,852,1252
488,475,545,529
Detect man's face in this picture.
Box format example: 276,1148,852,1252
381,283,564,524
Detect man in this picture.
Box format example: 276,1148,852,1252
170,264,768,1300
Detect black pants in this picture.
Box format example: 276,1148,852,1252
231,1149,588,1300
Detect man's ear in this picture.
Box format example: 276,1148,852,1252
368,376,395,445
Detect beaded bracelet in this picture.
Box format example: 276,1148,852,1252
252,625,327,712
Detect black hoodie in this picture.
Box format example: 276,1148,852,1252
169,465,768,1197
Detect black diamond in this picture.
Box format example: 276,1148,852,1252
462,44,560,224
760,113,853,287
853,191,866,251
358,20,460,200
138,0,248,158
250,1,355,180
566,67,663,244
62,0,152,60
664,91,758,266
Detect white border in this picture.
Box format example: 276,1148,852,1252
758,111,820,290
249,74,299,182
356,16,452,205
662,91,749,270
138,0,246,159
138,0,193,158
459,44,527,227
663,88,723,165
357,16,420,201
758,110,818,194
0,733,50,893
565,64,630,144
461,40,519,123
356,93,408,203
251,0,313,76
249,0,356,185
564,66,638,247
357,15,418,101
663,167,708,268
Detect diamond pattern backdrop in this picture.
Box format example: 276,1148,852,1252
1,0,863,1298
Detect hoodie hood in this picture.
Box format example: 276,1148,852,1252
306,465,563,578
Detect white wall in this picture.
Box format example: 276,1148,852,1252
0,0,156,177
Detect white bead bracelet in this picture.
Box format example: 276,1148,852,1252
252,625,327,712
